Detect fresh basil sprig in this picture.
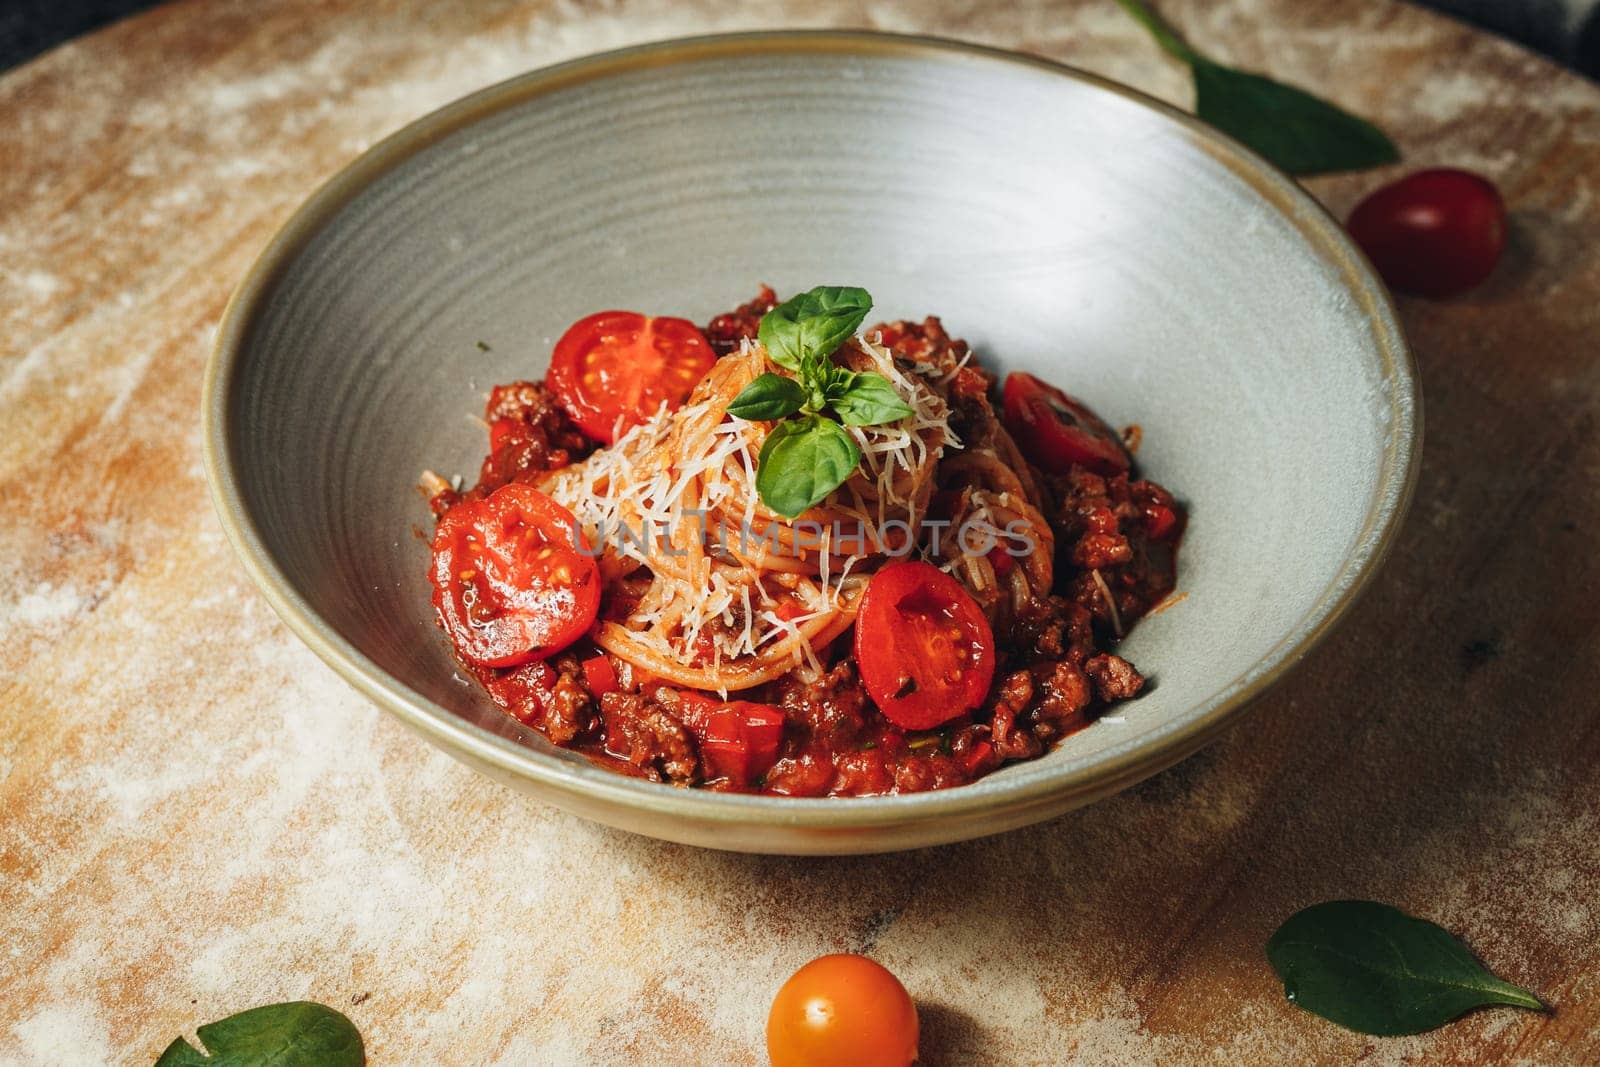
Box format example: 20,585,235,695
730,286,914,518
1113,0,1399,176
1266,901,1546,1036
156,1001,365,1066
828,372,916,426
756,286,874,373
755,415,864,519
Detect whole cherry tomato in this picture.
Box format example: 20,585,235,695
1346,168,1506,299
767,954,919,1067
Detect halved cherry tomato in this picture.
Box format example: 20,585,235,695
854,560,995,730
429,484,600,668
767,954,919,1067
545,310,716,443
1347,168,1506,299
581,653,618,697
1001,372,1130,476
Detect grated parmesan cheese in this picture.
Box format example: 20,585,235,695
540,336,956,673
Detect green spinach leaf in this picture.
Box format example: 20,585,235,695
754,415,862,519
1266,901,1546,1036
155,1002,364,1066
1113,0,1398,176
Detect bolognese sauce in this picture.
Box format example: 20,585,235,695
421,288,1183,796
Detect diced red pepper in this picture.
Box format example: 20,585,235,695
582,653,618,697
672,690,720,735
488,417,520,452
774,599,810,622
1144,504,1178,542
987,547,1015,577
700,733,751,784
485,660,557,726
960,740,994,775
732,702,785,776
694,701,786,786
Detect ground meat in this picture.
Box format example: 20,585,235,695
1010,596,1097,667
949,725,1002,776
892,757,949,794
873,316,1001,447
1085,654,1145,702
1047,466,1179,630
1030,662,1093,734
475,381,592,494
762,752,835,797
427,381,592,516
541,662,593,744
1071,532,1134,570
433,293,1185,796
831,750,896,796
988,670,1044,761
598,692,697,784
873,316,978,380
768,661,870,748
704,285,778,356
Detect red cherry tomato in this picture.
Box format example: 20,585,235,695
545,310,716,443
1001,372,1130,476
854,560,996,730
429,484,600,667
1346,168,1506,299
767,954,919,1067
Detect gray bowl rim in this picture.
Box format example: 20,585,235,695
202,28,1421,834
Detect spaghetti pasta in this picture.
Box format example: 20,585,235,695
535,334,964,693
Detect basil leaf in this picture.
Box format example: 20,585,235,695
1111,0,1199,63
1266,901,1546,1036
754,415,862,518
830,372,915,427
757,286,872,373
1113,0,1398,176
727,373,805,421
1192,60,1399,177
155,1002,364,1066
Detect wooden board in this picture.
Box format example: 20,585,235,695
3,1,1597,1062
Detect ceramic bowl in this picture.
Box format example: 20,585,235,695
204,30,1418,855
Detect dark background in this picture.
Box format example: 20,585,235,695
2,0,1599,76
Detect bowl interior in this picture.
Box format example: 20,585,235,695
217,35,1412,819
